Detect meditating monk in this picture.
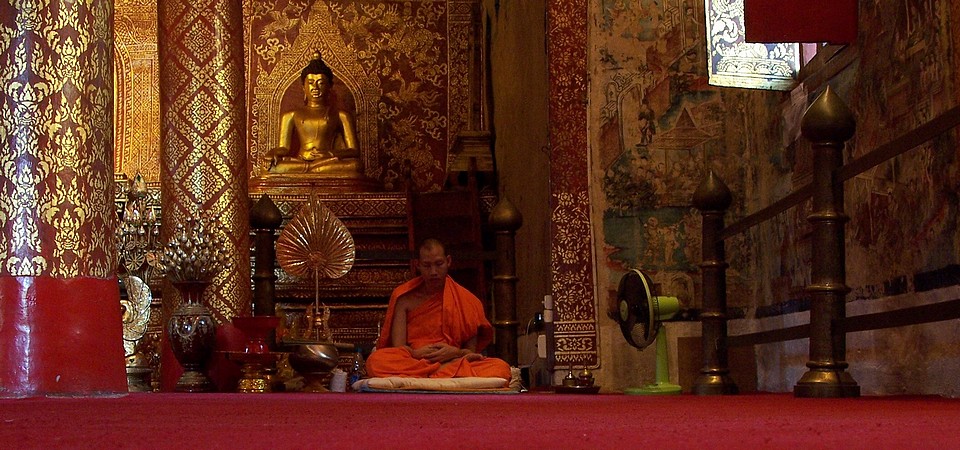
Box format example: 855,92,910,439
365,238,511,382
266,52,363,176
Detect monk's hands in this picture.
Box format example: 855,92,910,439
462,352,483,362
418,343,459,363
413,343,477,363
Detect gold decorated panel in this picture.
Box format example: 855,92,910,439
114,0,160,182
276,265,411,300
263,192,409,219
113,0,486,203
277,302,387,348
246,0,483,192
547,0,598,368
253,191,412,304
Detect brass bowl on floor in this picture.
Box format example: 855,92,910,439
288,343,340,392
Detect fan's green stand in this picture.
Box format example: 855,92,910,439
620,269,682,396
624,321,682,395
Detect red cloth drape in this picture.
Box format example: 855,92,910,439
744,0,858,44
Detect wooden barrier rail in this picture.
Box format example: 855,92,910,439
694,89,960,397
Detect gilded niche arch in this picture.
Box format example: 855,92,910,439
250,2,380,179
113,0,161,182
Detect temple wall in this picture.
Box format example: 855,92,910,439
730,0,960,395
112,0,960,395
586,0,753,392
588,0,960,395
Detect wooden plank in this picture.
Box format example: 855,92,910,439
838,105,960,182
729,324,809,347
728,297,960,347
719,185,811,240
842,298,960,333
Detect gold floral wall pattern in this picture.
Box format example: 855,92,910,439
247,0,479,192
0,0,116,279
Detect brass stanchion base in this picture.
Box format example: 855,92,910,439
794,369,860,398
693,373,739,395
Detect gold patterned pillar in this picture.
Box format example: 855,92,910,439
157,0,249,392
0,0,125,396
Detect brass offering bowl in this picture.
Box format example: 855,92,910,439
287,342,340,392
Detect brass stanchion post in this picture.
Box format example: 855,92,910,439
489,196,523,365
250,195,283,316
692,171,738,395
794,85,860,398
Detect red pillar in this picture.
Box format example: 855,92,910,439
0,0,126,397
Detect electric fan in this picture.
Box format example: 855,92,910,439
616,268,682,395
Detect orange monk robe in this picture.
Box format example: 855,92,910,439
365,276,511,381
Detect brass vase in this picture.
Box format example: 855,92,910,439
167,281,216,392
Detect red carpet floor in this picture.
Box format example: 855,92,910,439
1,392,957,449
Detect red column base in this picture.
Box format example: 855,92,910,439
0,276,127,397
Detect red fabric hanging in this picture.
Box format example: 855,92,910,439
744,0,858,44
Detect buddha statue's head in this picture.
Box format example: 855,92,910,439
301,53,335,105
301,52,334,83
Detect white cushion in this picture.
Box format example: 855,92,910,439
353,376,509,392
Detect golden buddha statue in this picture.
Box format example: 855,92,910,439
266,53,363,177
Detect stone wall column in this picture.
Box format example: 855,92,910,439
0,0,125,396
157,0,249,392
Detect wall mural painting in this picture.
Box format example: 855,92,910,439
854,0,949,150
735,0,960,310
594,0,731,313
749,202,812,308
833,0,958,297
603,208,700,308
845,142,960,298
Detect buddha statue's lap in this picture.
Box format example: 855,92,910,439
270,154,362,176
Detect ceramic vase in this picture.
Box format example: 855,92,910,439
167,281,216,392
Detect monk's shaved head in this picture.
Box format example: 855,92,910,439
418,238,446,257
416,238,450,291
